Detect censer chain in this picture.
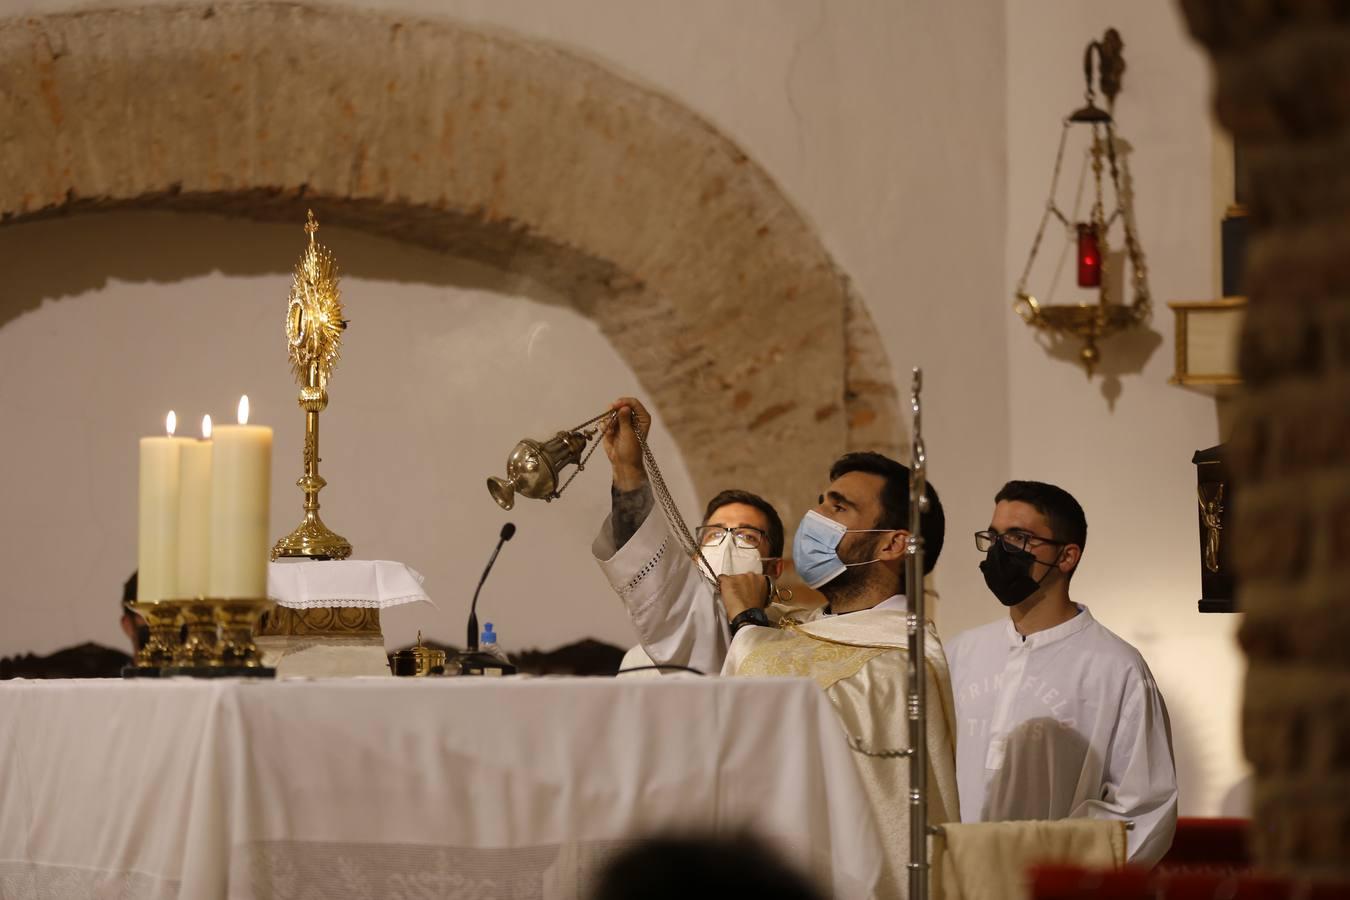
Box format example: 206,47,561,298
552,408,719,590
552,409,616,499
632,414,719,589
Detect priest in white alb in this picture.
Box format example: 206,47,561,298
592,397,958,898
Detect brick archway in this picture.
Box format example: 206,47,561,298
0,2,903,520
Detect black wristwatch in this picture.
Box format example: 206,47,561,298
729,607,771,635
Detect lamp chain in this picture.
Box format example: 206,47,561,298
1090,123,1113,310
1102,123,1151,316
1015,121,1073,298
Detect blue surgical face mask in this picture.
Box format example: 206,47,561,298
791,509,896,589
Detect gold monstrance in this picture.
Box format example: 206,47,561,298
271,211,353,560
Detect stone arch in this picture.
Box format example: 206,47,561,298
0,2,903,520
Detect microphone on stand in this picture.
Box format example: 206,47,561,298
467,522,516,653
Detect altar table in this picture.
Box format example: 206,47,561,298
0,676,883,899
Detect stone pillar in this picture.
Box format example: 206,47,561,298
1180,1,1350,877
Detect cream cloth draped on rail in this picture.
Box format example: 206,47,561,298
930,818,1127,900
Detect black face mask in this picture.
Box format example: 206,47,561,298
980,541,1053,607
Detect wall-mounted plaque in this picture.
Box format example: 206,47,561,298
1170,298,1246,387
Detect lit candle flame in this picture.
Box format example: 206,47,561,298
201,414,213,439
166,411,177,436
237,395,250,426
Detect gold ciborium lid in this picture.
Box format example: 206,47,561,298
391,631,448,677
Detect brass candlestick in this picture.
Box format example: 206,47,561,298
170,599,219,668
125,601,182,670
272,211,352,561
216,598,276,668
153,598,277,677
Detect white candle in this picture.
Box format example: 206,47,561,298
207,396,273,598
176,415,214,598
138,412,190,602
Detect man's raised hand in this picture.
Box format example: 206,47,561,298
604,396,651,491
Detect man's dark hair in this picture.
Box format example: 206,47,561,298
121,571,138,612
121,570,148,652
592,833,823,900
829,451,945,574
703,489,785,558
994,480,1088,552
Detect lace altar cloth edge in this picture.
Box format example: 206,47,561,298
266,559,433,610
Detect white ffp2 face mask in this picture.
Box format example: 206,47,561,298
699,538,765,579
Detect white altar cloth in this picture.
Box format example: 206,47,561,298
0,677,882,900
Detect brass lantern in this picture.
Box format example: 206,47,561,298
1013,28,1151,376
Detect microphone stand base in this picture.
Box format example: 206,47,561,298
453,651,517,677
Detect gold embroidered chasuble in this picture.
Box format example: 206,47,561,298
726,604,961,900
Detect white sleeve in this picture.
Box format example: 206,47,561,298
1073,668,1179,866
593,501,730,676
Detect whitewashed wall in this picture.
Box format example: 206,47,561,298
1000,1,1249,816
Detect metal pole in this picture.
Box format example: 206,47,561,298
906,367,929,900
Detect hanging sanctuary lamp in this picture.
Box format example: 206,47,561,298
1013,28,1151,376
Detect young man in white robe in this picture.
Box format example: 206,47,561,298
592,397,959,898
946,480,1178,865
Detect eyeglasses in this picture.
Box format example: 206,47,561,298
696,525,768,550
974,529,1066,554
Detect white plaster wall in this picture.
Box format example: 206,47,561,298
0,1,1012,654
1001,2,1249,816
